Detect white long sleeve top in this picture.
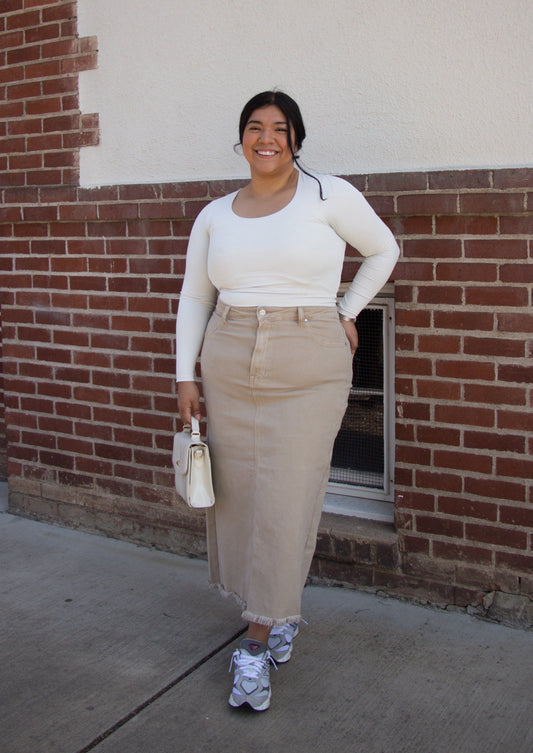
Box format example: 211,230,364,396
175,171,400,381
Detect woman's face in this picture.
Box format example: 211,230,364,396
241,105,296,176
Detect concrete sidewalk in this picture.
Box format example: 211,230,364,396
1,483,532,753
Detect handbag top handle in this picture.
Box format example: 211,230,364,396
190,416,201,438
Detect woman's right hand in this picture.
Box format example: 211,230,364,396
177,381,202,425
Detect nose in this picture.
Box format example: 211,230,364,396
257,127,274,143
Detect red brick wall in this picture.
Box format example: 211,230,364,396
389,168,533,604
1,1,532,610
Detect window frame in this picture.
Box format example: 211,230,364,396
324,284,395,523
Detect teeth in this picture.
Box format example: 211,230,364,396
257,151,276,156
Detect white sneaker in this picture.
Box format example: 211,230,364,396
268,622,299,664
229,639,274,711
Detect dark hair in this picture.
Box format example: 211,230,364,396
238,90,324,199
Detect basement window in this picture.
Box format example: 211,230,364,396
325,286,395,522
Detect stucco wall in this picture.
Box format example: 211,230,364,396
77,0,533,186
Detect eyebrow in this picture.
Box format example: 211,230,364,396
246,119,288,126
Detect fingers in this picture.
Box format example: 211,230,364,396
177,381,202,424
340,320,358,355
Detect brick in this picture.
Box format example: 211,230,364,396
395,376,415,396
24,60,61,81
436,216,498,235
92,370,130,389
434,449,492,474
72,386,110,405
464,336,524,358
97,203,138,221
7,119,43,137
396,401,430,421
395,356,432,376
417,425,460,446
436,262,497,282
111,315,150,333
459,192,526,213
434,404,494,428
139,202,184,220
434,311,494,331
87,221,127,238
367,172,427,191
433,541,493,565
493,168,533,189
497,312,533,333
466,523,527,550
500,506,533,528
67,239,105,255
498,409,533,433
416,379,461,400
395,309,431,328
416,515,464,538
397,193,457,215
464,429,525,453
498,364,533,384
497,457,533,480
468,477,526,504
464,383,525,406
149,238,187,256
466,286,528,307
417,286,463,305
500,263,533,283
435,359,495,381
396,444,431,465
69,275,107,292
428,170,492,190
496,551,533,574
128,220,172,237
90,333,130,352
395,490,435,512
106,239,146,255
51,293,88,309
88,258,127,274
108,277,148,294
388,216,433,236
417,334,461,354
60,52,98,75
437,496,498,521
501,216,533,234
415,469,462,493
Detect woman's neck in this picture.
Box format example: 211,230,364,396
247,164,298,198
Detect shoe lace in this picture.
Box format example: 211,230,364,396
230,650,277,675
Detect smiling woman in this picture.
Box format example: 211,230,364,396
175,90,399,711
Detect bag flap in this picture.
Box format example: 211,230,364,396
172,428,206,476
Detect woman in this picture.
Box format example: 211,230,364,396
176,91,399,711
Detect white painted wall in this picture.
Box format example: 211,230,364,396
78,0,533,186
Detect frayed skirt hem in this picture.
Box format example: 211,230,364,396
209,582,302,628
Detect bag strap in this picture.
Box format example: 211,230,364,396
190,416,201,438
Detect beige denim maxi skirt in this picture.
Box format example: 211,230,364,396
201,300,352,627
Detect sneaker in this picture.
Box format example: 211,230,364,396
268,622,299,664
229,639,274,711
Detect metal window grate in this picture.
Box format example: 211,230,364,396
329,306,388,492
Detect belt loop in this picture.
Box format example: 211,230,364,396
221,304,230,322
298,306,304,326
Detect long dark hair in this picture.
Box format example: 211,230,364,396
238,90,324,199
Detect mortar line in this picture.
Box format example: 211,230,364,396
75,626,247,753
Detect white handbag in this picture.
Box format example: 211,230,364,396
172,417,215,508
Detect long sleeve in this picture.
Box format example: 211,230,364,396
175,206,217,381
325,177,400,318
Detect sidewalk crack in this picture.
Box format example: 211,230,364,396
75,626,246,753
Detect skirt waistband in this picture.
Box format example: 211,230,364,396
214,299,339,324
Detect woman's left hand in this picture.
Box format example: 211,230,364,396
340,319,358,355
